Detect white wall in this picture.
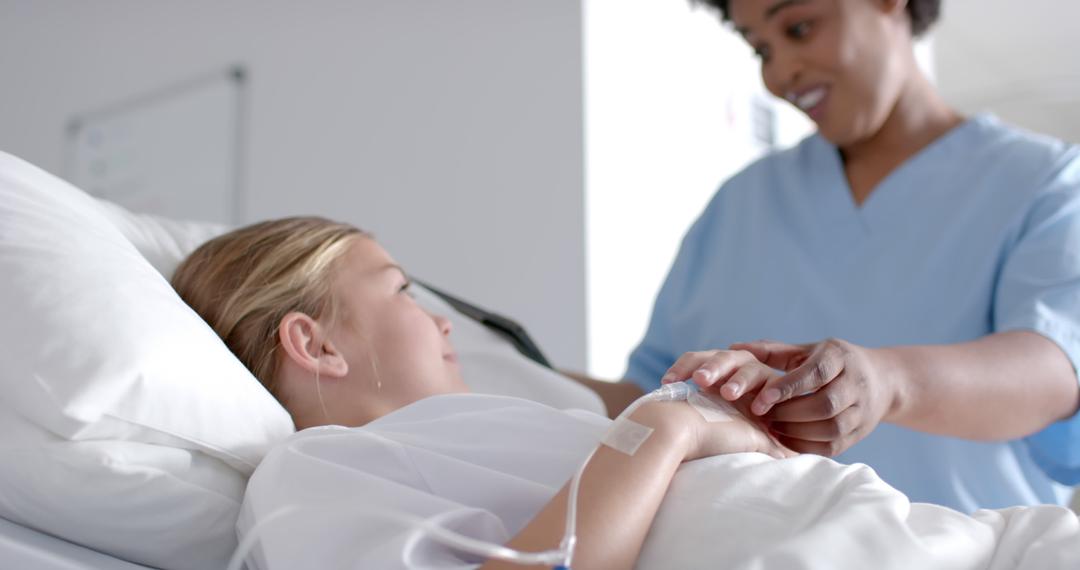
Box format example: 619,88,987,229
934,0,1080,143
583,0,812,379
0,0,588,369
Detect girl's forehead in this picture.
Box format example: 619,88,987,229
336,239,406,291
342,237,394,271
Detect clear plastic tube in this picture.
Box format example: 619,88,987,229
559,381,694,566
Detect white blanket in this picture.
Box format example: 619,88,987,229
239,394,1080,569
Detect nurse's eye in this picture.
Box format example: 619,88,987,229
786,20,813,40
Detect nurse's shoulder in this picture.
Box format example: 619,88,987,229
960,114,1080,196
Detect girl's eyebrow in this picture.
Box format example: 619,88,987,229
376,263,407,278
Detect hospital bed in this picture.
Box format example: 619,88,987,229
0,150,603,569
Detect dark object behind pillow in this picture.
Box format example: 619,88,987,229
417,280,553,370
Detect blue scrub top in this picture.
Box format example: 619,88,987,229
626,114,1080,513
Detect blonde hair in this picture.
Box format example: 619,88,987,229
171,216,366,397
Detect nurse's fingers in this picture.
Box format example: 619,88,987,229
765,379,857,422
729,339,811,371
749,345,845,416
768,405,861,443
661,349,757,387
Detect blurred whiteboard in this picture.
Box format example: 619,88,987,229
65,67,246,224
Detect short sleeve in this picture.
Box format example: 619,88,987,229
994,151,1080,484
625,197,721,392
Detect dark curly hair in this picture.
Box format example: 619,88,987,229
693,0,941,38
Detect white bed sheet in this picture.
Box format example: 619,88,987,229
0,517,155,570
240,394,1080,569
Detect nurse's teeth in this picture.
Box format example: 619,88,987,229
796,88,826,110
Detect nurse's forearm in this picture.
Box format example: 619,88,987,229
881,331,1080,440
480,403,690,570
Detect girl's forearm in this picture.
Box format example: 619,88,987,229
481,402,692,570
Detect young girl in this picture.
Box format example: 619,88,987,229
172,217,790,569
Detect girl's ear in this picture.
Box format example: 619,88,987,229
278,312,349,378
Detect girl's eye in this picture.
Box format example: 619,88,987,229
399,280,415,297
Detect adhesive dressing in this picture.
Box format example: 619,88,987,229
601,417,655,456
687,390,738,423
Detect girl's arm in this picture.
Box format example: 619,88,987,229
481,400,785,570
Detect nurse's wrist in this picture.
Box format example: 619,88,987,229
870,346,914,424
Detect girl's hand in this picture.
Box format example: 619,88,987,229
662,348,779,402
660,348,783,435
650,348,800,460
631,400,794,462
728,338,899,456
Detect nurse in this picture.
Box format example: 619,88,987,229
581,0,1080,513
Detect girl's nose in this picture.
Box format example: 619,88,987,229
433,314,453,336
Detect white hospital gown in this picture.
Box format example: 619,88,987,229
238,394,1080,569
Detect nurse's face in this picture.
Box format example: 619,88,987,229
327,238,468,423
729,0,913,146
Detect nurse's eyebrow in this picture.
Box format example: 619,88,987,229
765,0,809,19
735,0,810,36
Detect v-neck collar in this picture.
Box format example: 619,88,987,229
809,114,989,232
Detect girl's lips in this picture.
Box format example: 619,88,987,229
443,352,458,364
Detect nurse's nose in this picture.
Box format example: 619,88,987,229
432,314,453,337
764,47,804,100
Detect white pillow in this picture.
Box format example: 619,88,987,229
95,198,230,279
0,151,294,569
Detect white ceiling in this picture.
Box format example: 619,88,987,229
933,0,1080,142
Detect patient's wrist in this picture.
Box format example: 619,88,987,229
627,401,697,461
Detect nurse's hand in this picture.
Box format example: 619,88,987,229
728,338,899,456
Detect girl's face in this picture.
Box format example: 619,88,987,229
327,237,468,423
729,0,912,146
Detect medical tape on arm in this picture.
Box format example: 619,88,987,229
601,417,654,456
687,391,738,422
